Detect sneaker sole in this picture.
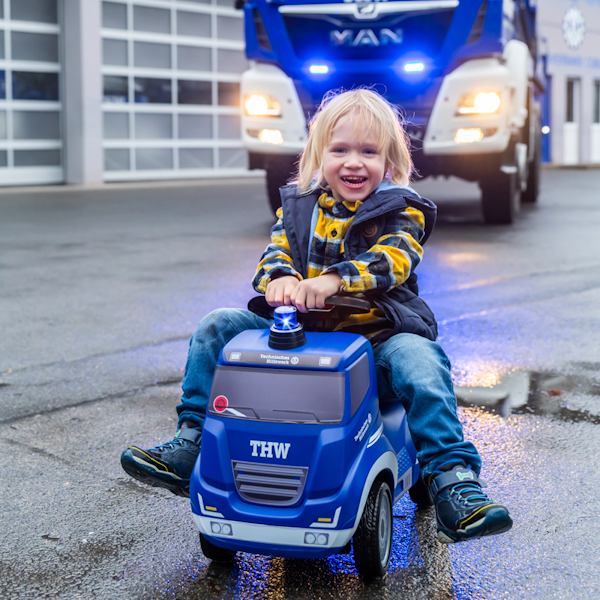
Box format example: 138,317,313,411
121,450,190,498
437,506,513,544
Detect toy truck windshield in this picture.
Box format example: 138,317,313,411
208,366,345,424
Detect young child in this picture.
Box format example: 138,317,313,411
121,89,513,544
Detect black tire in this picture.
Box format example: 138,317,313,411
480,148,521,225
408,475,433,509
353,480,393,580
522,127,541,204
266,155,298,216
199,533,236,563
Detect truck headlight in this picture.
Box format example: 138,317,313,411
455,128,484,143
456,92,501,115
257,129,284,145
244,94,282,117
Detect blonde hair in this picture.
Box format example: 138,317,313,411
294,88,413,192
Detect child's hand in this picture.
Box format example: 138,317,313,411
265,276,300,307
290,273,343,313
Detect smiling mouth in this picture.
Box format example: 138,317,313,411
341,176,367,188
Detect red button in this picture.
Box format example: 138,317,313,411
214,395,228,412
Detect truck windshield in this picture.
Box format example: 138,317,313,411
209,366,345,424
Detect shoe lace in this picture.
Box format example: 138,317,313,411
449,481,491,508
154,438,185,452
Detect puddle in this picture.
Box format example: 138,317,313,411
455,369,600,424
524,371,600,425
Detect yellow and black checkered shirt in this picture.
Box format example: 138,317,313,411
253,192,425,340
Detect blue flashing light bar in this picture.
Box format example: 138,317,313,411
404,62,425,73
309,65,329,74
273,306,299,331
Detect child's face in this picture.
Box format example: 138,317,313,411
321,117,386,203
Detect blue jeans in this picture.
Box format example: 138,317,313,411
177,308,481,479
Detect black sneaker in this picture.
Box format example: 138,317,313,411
120,425,202,498
429,463,513,543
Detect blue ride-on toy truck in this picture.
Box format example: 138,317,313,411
189,296,432,579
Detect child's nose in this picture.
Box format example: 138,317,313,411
344,152,363,167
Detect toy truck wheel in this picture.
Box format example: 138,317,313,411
353,480,393,580
265,154,297,216
408,475,433,509
199,533,236,564
479,147,521,225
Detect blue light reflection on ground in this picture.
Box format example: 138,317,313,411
216,495,431,598
230,553,365,598
390,495,425,571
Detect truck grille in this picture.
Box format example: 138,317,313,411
232,461,309,506
281,9,454,62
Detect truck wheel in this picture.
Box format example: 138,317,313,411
199,533,236,564
266,155,297,216
480,150,521,225
408,475,433,509
522,127,541,204
353,480,393,580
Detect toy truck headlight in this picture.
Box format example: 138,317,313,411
210,521,233,536
456,92,501,115
244,94,282,117
304,532,329,545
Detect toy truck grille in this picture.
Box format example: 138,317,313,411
233,461,309,506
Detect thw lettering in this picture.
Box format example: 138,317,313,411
250,440,291,460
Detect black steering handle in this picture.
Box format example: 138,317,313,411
321,294,372,314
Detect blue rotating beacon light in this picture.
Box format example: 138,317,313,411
269,306,306,349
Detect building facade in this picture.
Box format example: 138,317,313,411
0,0,249,186
0,0,598,188
538,0,600,164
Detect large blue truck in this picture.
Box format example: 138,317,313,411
237,0,545,224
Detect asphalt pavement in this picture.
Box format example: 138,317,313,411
1,169,599,599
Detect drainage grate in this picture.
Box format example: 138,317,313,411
232,461,308,506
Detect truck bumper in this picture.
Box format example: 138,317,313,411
193,497,353,558
191,449,401,559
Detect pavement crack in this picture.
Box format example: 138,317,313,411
423,261,600,297
0,377,183,426
152,377,183,387
438,280,600,326
114,478,177,498
0,335,191,375
0,437,75,467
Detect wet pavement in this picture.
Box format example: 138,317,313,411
1,169,600,599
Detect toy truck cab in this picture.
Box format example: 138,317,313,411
190,305,425,578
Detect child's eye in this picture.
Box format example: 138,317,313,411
364,148,377,155
331,147,347,154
